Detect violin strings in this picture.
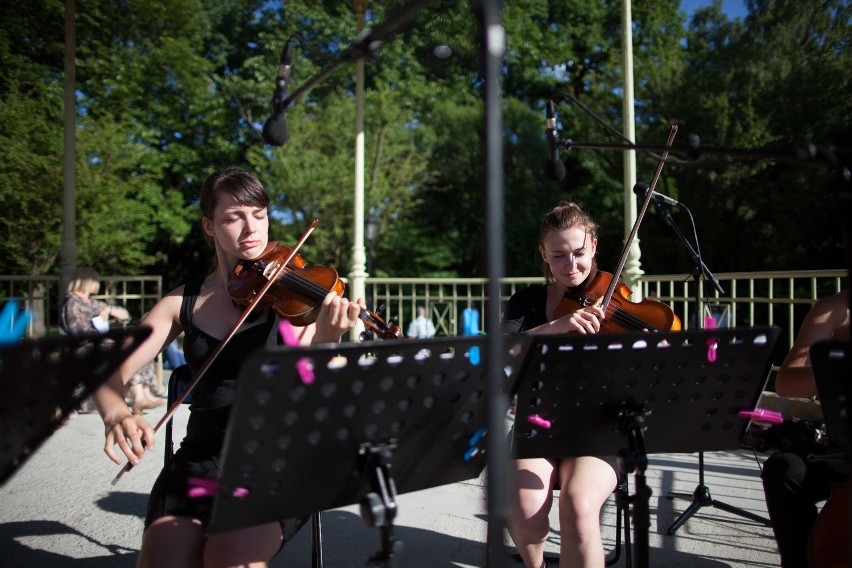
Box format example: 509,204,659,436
274,268,385,330
609,306,658,331
602,303,661,332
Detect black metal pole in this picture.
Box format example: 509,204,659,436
475,1,508,566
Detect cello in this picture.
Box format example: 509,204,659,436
554,125,681,333
808,477,849,568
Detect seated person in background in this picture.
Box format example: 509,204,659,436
124,311,165,414
126,360,164,414
761,289,849,568
60,267,131,337
60,266,132,413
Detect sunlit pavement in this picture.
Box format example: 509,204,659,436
0,402,779,567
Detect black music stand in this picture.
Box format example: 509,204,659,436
208,335,531,566
811,340,850,454
0,327,152,484
512,326,780,568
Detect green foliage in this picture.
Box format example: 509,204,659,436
0,0,65,274
0,0,848,284
640,0,851,274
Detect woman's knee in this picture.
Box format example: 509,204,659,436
508,490,553,543
203,522,283,568
558,490,599,528
138,517,205,568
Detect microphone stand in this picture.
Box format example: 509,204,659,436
553,135,851,171
658,203,772,534
660,205,724,300
271,0,433,117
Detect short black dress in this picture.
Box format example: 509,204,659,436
144,280,306,542
501,281,620,476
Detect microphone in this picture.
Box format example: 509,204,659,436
544,100,566,181
633,182,680,207
262,41,293,146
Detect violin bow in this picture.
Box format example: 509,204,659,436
111,220,319,485
599,124,679,313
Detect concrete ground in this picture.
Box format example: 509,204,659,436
0,402,781,567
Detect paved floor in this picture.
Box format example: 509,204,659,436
0,403,781,567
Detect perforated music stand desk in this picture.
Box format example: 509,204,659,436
0,327,151,484
208,334,531,538
512,327,779,456
512,326,780,568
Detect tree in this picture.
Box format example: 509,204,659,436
1,0,847,286
642,0,851,274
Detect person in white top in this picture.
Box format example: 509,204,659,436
407,306,436,338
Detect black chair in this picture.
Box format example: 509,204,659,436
164,365,325,568
163,364,191,469
510,473,632,567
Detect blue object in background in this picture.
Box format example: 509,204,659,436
163,341,187,369
462,306,480,336
0,301,32,344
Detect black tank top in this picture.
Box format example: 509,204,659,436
179,279,277,456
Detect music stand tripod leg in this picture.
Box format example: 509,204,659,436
666,451,770,535
359,442,404,567
312,513,323,568
617,406,651,568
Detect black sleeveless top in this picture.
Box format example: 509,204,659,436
179,279,277,456
500,269,600,334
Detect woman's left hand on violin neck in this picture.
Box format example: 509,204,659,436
307,291,366,344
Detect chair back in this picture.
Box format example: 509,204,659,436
164,364,192,467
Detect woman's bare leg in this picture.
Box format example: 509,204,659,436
556,457,618,568
137,516,205,568
508,457,557,568
204,521,283,568
138,516,283,568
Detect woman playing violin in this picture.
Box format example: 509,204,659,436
501,202,617,568
92,168,365,568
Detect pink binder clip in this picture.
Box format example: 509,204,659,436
187,477,250,499
527,414,552,429
278,320,315,385
738,408,784,424
706,338,718,363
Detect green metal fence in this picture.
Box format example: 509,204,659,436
1,270,846,356
0,275,162,338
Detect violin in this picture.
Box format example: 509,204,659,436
229,241,402,340
555,270,681,332
553,124,681,333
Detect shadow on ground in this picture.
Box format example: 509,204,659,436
0,520,137,568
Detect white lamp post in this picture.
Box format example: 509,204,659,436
348,0,369,340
